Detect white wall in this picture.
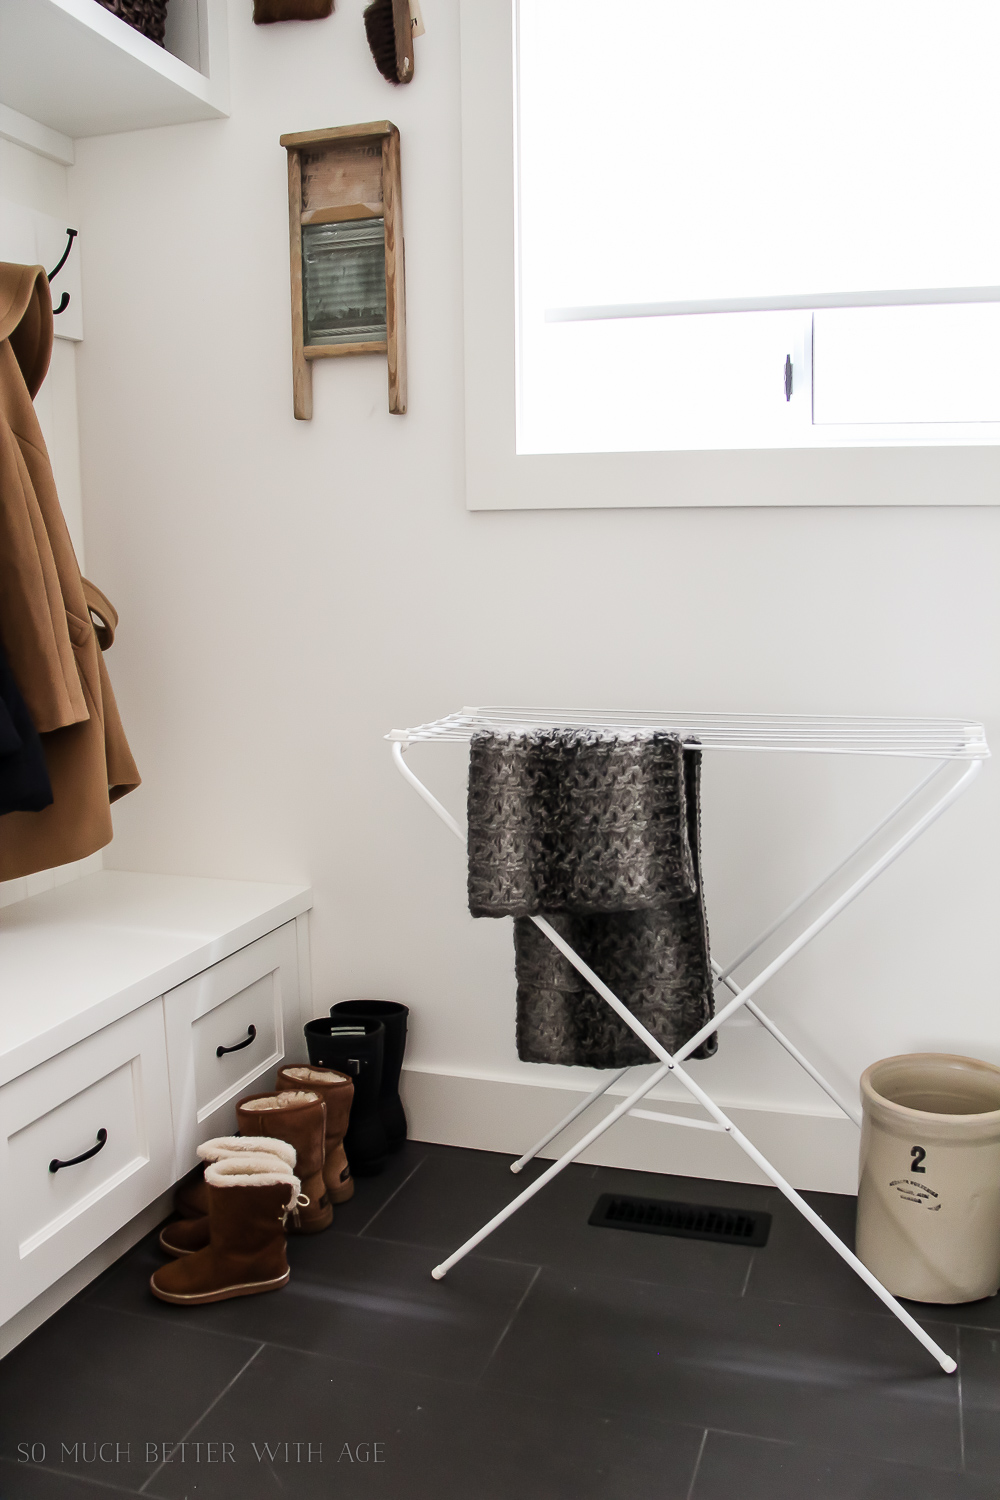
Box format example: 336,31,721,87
67,0,1000,1192
0,138,85,564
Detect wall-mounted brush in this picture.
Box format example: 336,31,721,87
253,0,334,21
363,0,416,84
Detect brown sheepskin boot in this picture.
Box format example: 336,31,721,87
171,1135,296,1221
150,1155,301,1305
160,1215,211,1257
174,1165,208,1219
236,1090,333,1233
159,1142,297,1257
277,1065,355,1203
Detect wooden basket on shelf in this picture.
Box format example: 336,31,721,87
95,0,168,47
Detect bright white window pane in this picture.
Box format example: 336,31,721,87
519,312,807,454
814,305,1000,425
515,0,1000,454
519,0,1000,311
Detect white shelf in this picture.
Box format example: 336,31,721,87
0,870,312,1085
0,0,229,139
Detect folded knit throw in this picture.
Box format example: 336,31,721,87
467,728,716,1068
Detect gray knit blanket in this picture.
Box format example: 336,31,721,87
467,728,716,1068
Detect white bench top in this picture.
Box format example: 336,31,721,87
0,871,312,1085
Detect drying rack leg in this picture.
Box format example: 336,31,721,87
508,906,873,1178
658,755,983,1066
665,1065,957,1375
393,741,978,1373
716,759,949,984
509,947,866,1184
431,1062,672,1278
428,975,955,1371
510,1067,630,1173
523,914,958,1371
429,1012,956,1373
715,966,863,1127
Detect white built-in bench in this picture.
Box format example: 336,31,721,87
0,870,312,1356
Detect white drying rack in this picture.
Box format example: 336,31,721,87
388,707,989,1374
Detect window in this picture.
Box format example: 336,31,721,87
516,0,1000,455
460,0,1000,505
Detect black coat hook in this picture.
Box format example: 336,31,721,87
48,228,78,316
48,228,77,282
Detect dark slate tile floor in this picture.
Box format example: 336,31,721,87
1,1140,998,1498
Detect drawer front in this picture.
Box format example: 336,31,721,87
0,1000,174,1323
164,922,298,1173
192,969,280,1114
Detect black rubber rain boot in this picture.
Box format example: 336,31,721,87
304,1018,388,1175
330,1000,409,1152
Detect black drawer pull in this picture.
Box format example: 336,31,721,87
217,1024,257,1058
49,1128,108,1174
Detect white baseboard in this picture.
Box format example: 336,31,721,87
400,1066,860,1196
0,1186,172,1361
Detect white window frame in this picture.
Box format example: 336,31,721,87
460,0,1000,510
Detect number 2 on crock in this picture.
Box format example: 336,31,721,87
910,1146,927,1173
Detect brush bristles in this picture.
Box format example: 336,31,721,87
364,0,402,83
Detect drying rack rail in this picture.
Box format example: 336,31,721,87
388,707,988,757
388,707,989,1374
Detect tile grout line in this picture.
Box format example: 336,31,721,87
685,1428,709,1500
82,1295,264,1350
704,1428,793,1446
0,1457,139,1496
357,1156,428,1237
137,1341,265,1494
219,1333,494,1389
342,1228,539,1270
481,1263,542,1372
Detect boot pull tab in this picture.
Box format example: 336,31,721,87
282,1192,311,1230
326,1026,365,1076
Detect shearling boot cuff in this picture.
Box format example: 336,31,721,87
205,1154,302,1210
196,1135,297,1169
239,1090,320,1112
281,1065,351,1087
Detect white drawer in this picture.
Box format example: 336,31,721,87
164,922,298,1173
0,999,174,1323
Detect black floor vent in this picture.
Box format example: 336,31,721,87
589,1193,771,1247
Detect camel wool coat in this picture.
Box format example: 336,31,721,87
0,261,139,879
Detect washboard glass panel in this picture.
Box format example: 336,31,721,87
302,218,386,346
